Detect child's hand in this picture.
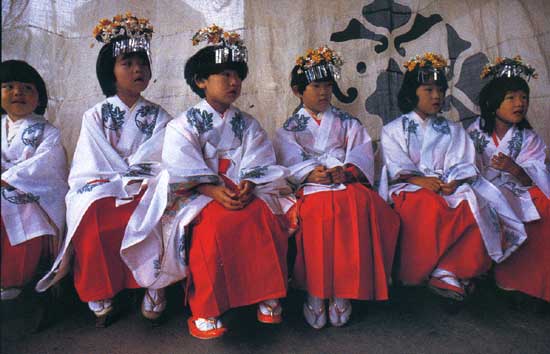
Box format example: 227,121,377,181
490,152,532,186
440,180,459,195
490,152,518,174
1,179,11,188
306,165,332,185
237,180,255,206
197,184,243,210
327,166,345,184
407,176,443,192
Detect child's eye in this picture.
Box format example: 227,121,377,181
24,85,34,91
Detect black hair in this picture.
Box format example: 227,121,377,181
0,60,48,115
478,76,532,134
184,45,248,98
96,41,151,97
397,66,449,113
290,65,336,95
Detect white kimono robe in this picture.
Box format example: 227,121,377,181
128,99,293,289
467,117,550,222
274,105,375,194
1,113,68,246
380,111,526,262
36,95,172,291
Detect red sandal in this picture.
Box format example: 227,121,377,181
187,317,226,340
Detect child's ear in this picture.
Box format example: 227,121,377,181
195,75,207,89
291,85,302,99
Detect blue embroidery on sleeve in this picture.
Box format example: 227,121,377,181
102,102,125,130
186,108,213,134
135,105,159,138
1,186,40,204
468,129,489,154
21,123,45,148
230,111,246,141
241,166,268,179
507,130,523,159
431,117,450,135
283,113,310,132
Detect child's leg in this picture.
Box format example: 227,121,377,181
72,196,140,305
495,187,550,302
187,198,288,319
295,184,399,300
392,189,490,286
1,219,45,292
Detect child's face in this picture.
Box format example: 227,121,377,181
295,81,333,115
197,69,242,113
113,54,151,99
496,90,529,125
1,81,39,120
415,83,445,118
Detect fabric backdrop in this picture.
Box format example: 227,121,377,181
2,0,549,167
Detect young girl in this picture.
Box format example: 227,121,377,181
1,60,68,300
380,53,526,302
468,56,549,302
161,25,291,339
37,13,172,325
274,46,400,328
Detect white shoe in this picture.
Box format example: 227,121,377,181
141,288,166,320
328,298,352,327
303,294,326,329
1,287,22,301
88,299,113,317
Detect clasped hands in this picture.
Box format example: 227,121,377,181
405,176,459,195
305,165,348,185
197,180,255,210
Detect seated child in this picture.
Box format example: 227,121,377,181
1,60,68,300
380,53,526,302
468,56,549,302
274,46,400,328
37,13,173,326
162,25,291,339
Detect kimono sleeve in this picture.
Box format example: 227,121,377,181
380,123,421,181
273,128,318,186
343,119,375,185
441,124,478,182
517,131,550,197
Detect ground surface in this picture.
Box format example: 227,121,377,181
1,278,549,354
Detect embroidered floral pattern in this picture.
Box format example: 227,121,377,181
123,163,154,177
469,129,489,154
187,108,214,134
1,185,40,204
507,130,523,159
283,113,310,132
241,166,268,179
102,102,125,130
332,106,360,123
230,111,246,141
77,179,110,194
402,116,418,135
153,258,161,278
135,105,159,138
21,123,45,148
431,117,450,135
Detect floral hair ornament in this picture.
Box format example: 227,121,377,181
192,24,248,64
480,55,537,81
295,46,344,84
93,12,154,60
403,52,449,83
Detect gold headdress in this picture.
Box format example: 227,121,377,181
480,55,537,81
295,45,344,83
192,24,247,64
403,52,448,83
93,12,153,59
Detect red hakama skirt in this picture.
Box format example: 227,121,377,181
72,196,141,302
1,218,46,288
293,183,400,300
392,188,492,285
494,187,550,302
187,196,289,318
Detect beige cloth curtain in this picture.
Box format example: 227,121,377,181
2,0,549,162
